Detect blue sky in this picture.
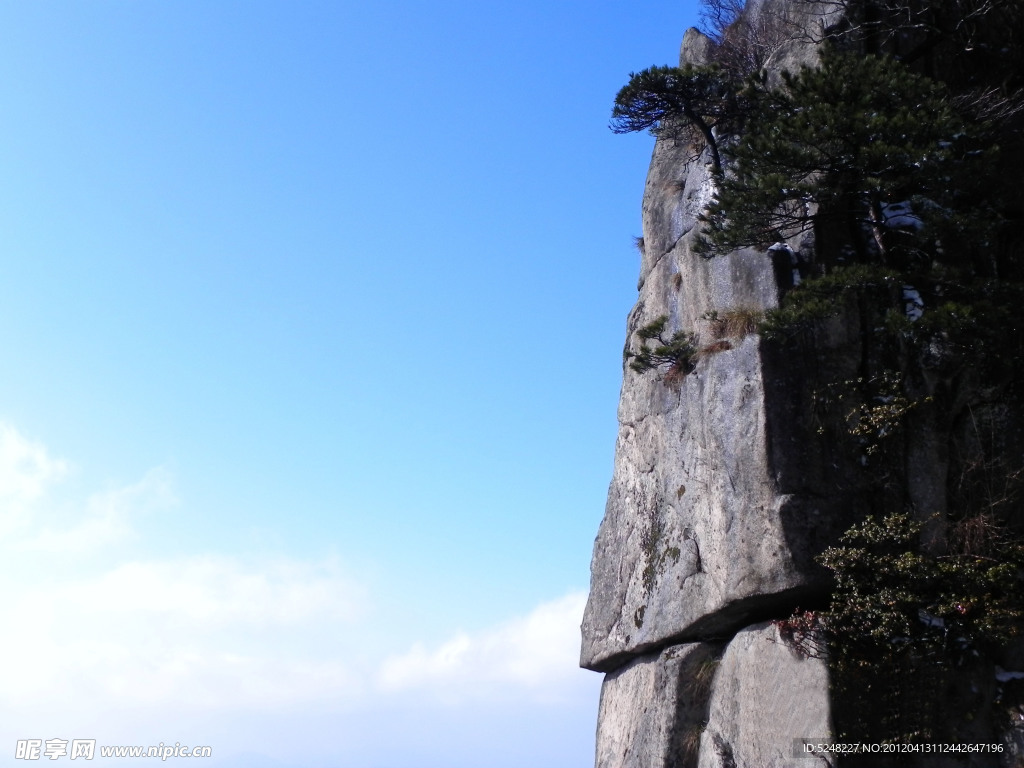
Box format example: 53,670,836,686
0,2,701,765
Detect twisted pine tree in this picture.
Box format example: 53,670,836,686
610,64,745,174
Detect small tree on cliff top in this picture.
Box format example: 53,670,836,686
610,64,747,175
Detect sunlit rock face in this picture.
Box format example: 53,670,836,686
582,1,852,764
594,642,719,768
697,622,832,768
583,0,1024,763
581,0,853,675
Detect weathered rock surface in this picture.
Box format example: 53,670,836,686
698,622,833,768
583,0,848,762
580,306,841,672
581,11,850,672
595,625,833,768
595,642,720,768
584,0,1024,765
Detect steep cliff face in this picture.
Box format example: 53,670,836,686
582,9,845,763
583,0,1024,765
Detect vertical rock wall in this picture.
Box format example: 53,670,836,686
583,0,1024,764
583,0,1024,761
582,3,851,766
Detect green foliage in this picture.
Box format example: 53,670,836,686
611,64,744,173
696,47,991,265
627,315,698,379
888,279,1024,384
803,0,1024,87
610,64,731,136
816,511,1024,743
820,512,1024,659
761,265,1024,410
760,264,901,338
844,372,924,454
682,46,1022,388
806,370,928,460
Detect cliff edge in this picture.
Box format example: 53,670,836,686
583,0,1024,765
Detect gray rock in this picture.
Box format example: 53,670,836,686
581,0,857,675
595,642,721,768
680,27,714,67
581,152,849,672
585,0,1024,764
593,625,834,768
754,0,845,83
698,622,834,768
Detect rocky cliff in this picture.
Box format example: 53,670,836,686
582,1,1024,765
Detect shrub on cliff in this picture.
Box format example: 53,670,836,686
610,0,792,174
795,0,1024,85
817,511,1024,742
820,512,1024,658
625,315,698,379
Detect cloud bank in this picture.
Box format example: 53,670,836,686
380,591,590,702
0,421,598,766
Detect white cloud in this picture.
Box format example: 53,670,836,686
0,421,174,552
0,554,366,710
0,422,599,767
67,555,363,625
0,422,69,532
0,422,367,712
0,422,69,500
378,591,590,703
21,466,176,551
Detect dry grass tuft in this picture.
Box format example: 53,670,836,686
679,723,706,765
663,358,693,389
706,307,764,339
694,339,734,361
684,657,721,699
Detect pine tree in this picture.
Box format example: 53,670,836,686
610,64,746,174
626,316,697,376
696,48,996,271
